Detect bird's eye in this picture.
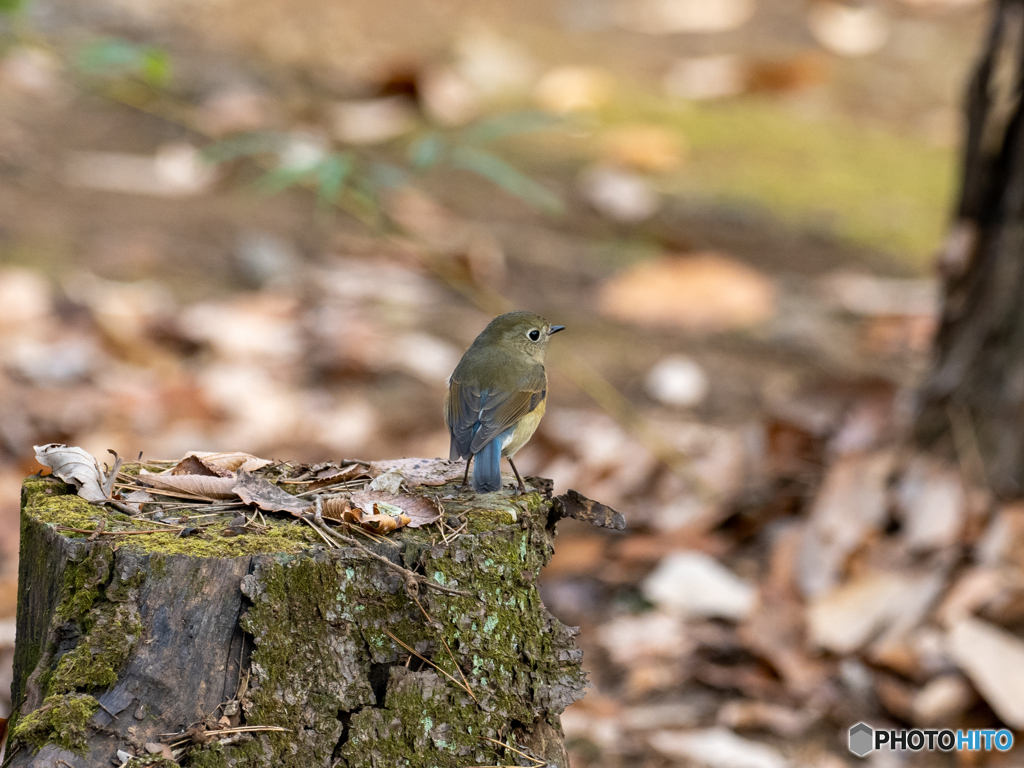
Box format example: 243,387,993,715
527,329,541,342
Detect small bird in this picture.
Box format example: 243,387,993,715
445,311,565,494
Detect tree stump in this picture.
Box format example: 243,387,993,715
7,472,616,768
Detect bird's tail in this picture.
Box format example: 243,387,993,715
472,438,502,492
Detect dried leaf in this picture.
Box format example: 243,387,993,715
947,617,1024,729
119,489,155,514
368,458,465,487
139,470,239,500
171,455,226,477
182,451,273,474
320,496,353,522
337,495,412,533
598,253,776,332
360,511,412,534
311,463,367,488
367,468,404,494
351,490,441,528
233,470,310,516
34,444,107,502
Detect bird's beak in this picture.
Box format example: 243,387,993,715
549,325,565,335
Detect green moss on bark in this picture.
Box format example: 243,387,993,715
20,476,319,557
10,693,99,755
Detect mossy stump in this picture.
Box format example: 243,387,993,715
7,474,603,768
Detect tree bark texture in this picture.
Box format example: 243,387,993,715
916,0,1024,495
6,475,597,768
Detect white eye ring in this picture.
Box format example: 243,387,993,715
527,329,541,341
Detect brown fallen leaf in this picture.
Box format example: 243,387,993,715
360,511,412,534
350,490,441,528
34,444,108,502
598,253,776,333
310,463,368,489
138,470,238,500
320,496,354,522
234,470,310,516
182,451,273,475
171,455,228,477
717,700,816,737
368,458,465,487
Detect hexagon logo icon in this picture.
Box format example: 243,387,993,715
849,722,874,757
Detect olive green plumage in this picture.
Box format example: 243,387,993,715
444,311,564,493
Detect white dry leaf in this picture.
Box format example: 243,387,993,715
663,55,747,100
121,489,154,514
807,1,890,57
650,728,789,768
645,355,709,407
947,617,1024,729
615,0,756,34
578,166,660,224
596,611,692,665
63,143,216,197
330,96,418,146
367,469,404,494
642,551,756,621
34,444,108,502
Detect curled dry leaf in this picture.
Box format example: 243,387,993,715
233,469,310,516
326,494,411,533
311,463,368,488
171,455,228,477
320,496,354,522
368,458,465,487
139,470,239,500
350,490,442,528
34,444,108,502
360,507,412,534
182,451,273,475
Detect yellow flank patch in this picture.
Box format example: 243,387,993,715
503,398,546,458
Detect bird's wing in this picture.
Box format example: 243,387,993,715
446,366,546,457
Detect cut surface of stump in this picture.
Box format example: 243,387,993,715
8,470,596,768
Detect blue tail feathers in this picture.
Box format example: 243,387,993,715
472,428,513,492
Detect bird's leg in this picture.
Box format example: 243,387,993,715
462,456,472,488
507,457,527,495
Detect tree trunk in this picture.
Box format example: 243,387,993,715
916,0,1024,496
6,473,611,768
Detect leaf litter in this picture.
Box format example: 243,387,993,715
36,445,450,542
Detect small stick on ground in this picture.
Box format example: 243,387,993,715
383,629,473,698
303,516,474,599
481,736,545,766
87,520,106,541
407,592,479,704
57,526,185,536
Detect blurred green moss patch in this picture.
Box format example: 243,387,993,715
607,96,956,268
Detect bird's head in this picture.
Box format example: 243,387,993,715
476,310,565,364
